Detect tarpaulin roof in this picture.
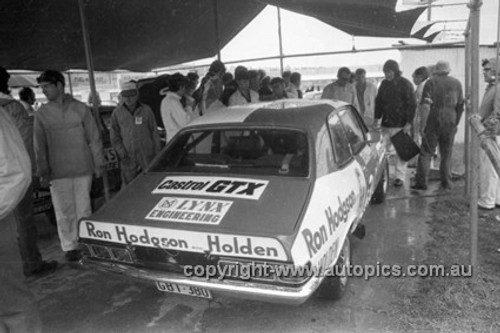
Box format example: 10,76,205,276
0,0,426,72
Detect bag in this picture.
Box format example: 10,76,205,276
390,130,420,162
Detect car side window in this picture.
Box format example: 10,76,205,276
328,114,353,167
338,107,366,155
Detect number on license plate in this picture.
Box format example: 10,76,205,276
156,282,212,299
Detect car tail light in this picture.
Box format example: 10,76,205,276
87,244,133,263
277,262,312,285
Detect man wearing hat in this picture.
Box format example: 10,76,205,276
110,81,161,185
321,67,359,110
228,69,259,106
476,58,500,209
375,59,417,187
411,60,464,191
34,70,105,261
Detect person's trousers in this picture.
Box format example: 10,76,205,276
0,213,42,333
415,123,456,188
382,127,407,181
13,182,43,276
50,176,92,252
478,136,500,208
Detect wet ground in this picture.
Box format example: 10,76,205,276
29,167,444,333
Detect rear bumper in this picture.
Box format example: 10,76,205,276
80,257,322,305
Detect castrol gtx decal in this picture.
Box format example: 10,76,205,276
152,176,269,200
145,197,233,225
79,221,287,261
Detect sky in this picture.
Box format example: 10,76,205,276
182,0,499,72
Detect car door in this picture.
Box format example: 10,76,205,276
337,106,380,209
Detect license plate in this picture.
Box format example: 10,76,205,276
156,282,212,299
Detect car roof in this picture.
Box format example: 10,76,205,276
187,99,348,134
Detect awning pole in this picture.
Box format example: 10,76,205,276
78,0,110,202
213,0,221,61
277,6,284,75
468,0,482,271
464,22,471,195
66,71,74,96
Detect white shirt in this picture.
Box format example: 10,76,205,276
228,89,259,106
160,92,191,143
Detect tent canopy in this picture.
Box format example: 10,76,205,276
0,0,426,72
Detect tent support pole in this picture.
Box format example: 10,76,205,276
66,71,74,96
277,7,284,75
213,0,221,60
464,24,471,195
78,0,110,202
468,0,482,272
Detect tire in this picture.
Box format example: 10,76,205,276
316,237,351,300
370,160,389,204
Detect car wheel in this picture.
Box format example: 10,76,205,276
316,236,351,300
370,160,388,204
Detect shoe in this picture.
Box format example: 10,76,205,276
478,204,494,211
65,250,82,262
393,178,404,187
27,260,58,277
410,183,427,190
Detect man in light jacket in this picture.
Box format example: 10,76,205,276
34,70,105,262
111,81,161,185
0,106,42,333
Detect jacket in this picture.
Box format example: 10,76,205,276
0,93,35,174
110,102,161,169
375,75,416,128
421,74,464,129
34,94,104,180
0,106,31,219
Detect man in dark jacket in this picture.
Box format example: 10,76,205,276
374,60,417,187
412,61,464,191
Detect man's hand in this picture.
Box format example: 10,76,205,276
95,165,106,178
403,123,412,134
373,119,382,130
39,176,50,188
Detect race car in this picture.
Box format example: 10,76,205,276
78,99,387,305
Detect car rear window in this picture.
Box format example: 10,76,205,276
150,128,309,177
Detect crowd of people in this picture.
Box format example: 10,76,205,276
1,56,499,331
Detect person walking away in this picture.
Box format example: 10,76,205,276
0,105,42,333
110,81,161,186
286,72,303,99
412,66,430,144
354,68,377,126
34,70,105,262
161,73,194,143
321,67,360,110
411,60,464,191
0,67,58,277
476,58,500,210
228,69,259,106
19,87,37,115
374,59,416,187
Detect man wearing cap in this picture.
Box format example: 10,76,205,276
375,59,416,187
111,81,161,185
411,60,464,191
228,69,259,106
321,67,359,110
476,58,500,209
34,70,105,262
0,67,59,276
